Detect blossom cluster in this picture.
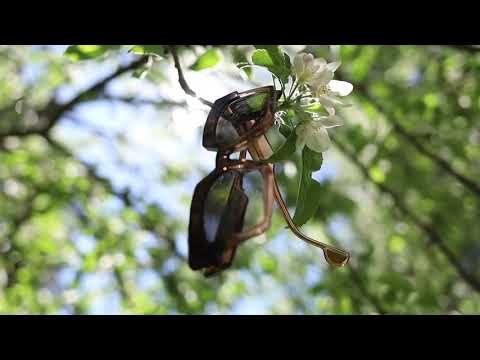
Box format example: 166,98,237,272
290,52,353,153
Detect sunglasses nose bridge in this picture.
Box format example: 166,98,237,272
215,152,230,169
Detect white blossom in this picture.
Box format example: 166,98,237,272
307,59,353,112
295,114,343,153
289,51,353,154
311,79,353,111
293,53,328,84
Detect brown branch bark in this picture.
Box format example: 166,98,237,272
447,45,480,54
348,266,387,315
97,94,186,108
391,121,480,196
42,56,148,132
326,231,387,314
168,45,214,107
45,134,186,261
341,74,480,197
4,195,35,288
332,137,480,293
0,57,148,140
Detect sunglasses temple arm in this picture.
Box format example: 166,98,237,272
249,136,350,258
271,177,349,256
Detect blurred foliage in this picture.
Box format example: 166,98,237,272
0,45,480,314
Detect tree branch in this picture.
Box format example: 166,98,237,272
332,137,480,293
162,53,476,294
0,57,148,141
168,46,214,108
447,45,480,54
341,73,480,197
326,231,387,314
4,194,36,288
348,266,387,314
42,56,149,132
97,94,186,108
392,121,480,196
44,134,186,262
45,134,134,206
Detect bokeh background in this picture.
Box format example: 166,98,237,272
0,45,479,314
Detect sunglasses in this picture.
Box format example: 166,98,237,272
188,86,350,276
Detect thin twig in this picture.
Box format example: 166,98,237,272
327,231,387,314
97,94,186,108
42,56,149,132
347,266,387,314
391,121,480,196
168,45,214,108
340,73,480,197
447,45,480,54
4,195,36,288
0,57,148,140
45,134,186,261
45,135,134,207
333,137,480,293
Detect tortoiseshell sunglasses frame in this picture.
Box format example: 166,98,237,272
188,86,278,276
188,86,350,276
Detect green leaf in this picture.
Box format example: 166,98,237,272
251,49,274,67
254,45,285,67
190,48,222,71
293,178,323,227
130,45,165,57
281,108,297,128
236,62,253,78
132,56,154,79
252,45,291,84
284,52,292,70
304,102,329,116
265,131,297,163
132,66,150,79
292,147,324,227
279,123,293,138
232,47,252,78
64,45,120,62
389,235,406,254
369,166,386,183
258,253,278,274
304,146,323,171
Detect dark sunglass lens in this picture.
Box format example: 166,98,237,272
239,170,265,232
202,169,266,269
204,172,236,244
214,92,271,149
230,92,269,118
216,116,241,148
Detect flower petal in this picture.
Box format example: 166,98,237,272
315,58,327,67
306,126,331,153
326,106,336,116
326,61,341,72
295,130,307,151
309,119,325,130
296,122,308,137
328,80,353,96
317,95,337,109
304,53,314,63
320,115,344,128
311,58,327,73
310,70,334,87
323,94,345,106
293,54,305,77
